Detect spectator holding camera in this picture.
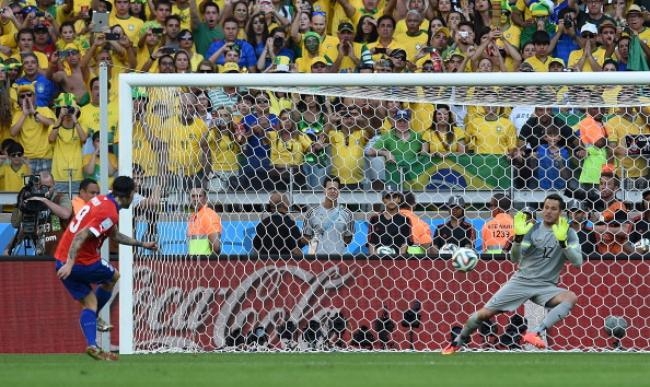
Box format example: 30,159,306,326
548,7,580,66
49,93,88,195
256,27,295,72
10,83,56,174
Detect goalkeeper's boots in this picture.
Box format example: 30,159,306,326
97,317,114,332
522,331,547,349
441,338,465,355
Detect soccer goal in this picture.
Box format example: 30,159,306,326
118,72,650,354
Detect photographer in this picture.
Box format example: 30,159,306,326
6,171,72,256
49,93,87,196
257,27,295,72
548,7,580,65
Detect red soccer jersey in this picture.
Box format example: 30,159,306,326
54,195,119,265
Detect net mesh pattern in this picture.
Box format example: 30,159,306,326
125,79,650,353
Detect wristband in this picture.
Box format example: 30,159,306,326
559,240,567,249
52,125,60,130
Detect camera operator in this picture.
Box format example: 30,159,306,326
6,171,72,256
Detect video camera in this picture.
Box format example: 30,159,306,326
16,175,49,237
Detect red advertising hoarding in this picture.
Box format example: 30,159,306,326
1,258,648,353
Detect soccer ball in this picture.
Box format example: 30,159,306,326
634,238,650,253
376,246,396,256
451,248,479,272
439,243,459,256
604,315,628,339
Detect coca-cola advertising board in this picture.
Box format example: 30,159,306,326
1,257,648,353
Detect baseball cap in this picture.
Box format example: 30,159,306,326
548,57,565,69
338,21,354,33
382,186,404,200
15,82,35,94
580,23,598,35
389,48,407,60
222,62,240,73
434,27,451,38
627,4,643,15
394,109,411,121
529,2,551,17
598,20,617,33
445,195,466,208
63,43,79,50
274,55,291,72
53,92,79,108
303,31,322,43
310,56,329,67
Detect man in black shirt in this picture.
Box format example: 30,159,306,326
433,195,476,250
253,191,306,257
367,190,412,255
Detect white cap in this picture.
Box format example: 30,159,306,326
580,23,598,35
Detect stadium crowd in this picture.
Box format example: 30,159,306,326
1,0,650,257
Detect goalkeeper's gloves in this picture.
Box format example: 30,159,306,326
552,217,570,248
513,211,534,242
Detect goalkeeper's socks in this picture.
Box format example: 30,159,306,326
540,301,573,330
458,313,482,344
80,308,98,347
95,287,113,312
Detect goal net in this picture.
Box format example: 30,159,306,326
118,72,650,354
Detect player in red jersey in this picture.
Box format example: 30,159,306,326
54,176,157,360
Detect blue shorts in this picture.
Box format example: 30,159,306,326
56,260,116,301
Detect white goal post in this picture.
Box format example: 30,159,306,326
118,72,650,354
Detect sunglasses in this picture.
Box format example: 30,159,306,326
198,68,213,73
10,153,23,157
582,33,596,38
312,11,326,16
18,93,33,98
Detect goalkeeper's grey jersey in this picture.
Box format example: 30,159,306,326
512,223,581,284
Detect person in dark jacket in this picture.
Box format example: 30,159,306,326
253,191,306,256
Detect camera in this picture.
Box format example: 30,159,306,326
273,36,284,48
105,32,120,40
564,16,573,28
160,46,177,54
16,175,49,238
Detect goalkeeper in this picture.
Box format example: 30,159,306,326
443,193,583,354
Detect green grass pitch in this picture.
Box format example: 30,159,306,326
1,352,648,387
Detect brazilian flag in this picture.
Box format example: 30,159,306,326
386,154,511,190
